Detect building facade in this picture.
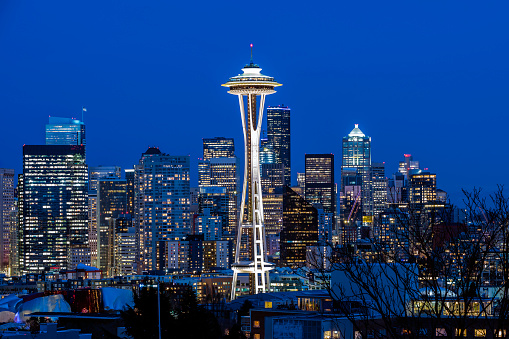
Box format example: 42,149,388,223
134,147,190,272
267,105,291,186
281,186,318,268
21,145,89,273
97,178,127,276
45,117,86,148
305,154,335,225
203,137,235,161
0,169,15,272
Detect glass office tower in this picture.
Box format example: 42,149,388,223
203,137,235,161
267,105,291,186
305,154,335,224
45,117,86,147
97,178,127,276
341,125,373,226
281,186,318,267
21,145,88,273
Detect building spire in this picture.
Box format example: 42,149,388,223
250,43,253,64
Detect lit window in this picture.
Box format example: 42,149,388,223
475,329,486,337
456,329,467,337
253,320,260,328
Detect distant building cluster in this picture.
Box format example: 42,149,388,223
0,108,456,282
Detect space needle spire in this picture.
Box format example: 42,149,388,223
222,45,281,300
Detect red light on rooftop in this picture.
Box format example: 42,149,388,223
404,154,411,158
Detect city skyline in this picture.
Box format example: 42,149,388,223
1,2,509,205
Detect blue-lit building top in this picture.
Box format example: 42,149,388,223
45,117,86,147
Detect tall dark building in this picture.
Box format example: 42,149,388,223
203,137,235,161
267,105,291,186
21,145,89,273
125,169,135,216
305,154,335,224
281,186,318,268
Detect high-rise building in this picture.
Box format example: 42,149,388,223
339,168,363,245
408,171,437,204
267,105,291,186
45,117,86,147
314,204,333,243
113,214,136,276
203,137,235,161
88,192,98,267
97,178,127,276
125,169,135,216
372,162,388,220
296,172,305,191
223,52,280,298
197,186,229,240
305,154,335,224
281,186,318,268
398,154,420,176
260,163,284,254
341,124,372,227
21,145,89,273
259,138,276,168
0,169,15,272
12,174,23,276
89,166,121,192
198,157,238,241
135,147,190,272
88,166,122,268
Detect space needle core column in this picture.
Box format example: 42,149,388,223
222,46,281,300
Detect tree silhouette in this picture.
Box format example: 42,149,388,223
121,285,220,339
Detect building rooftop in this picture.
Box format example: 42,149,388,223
348,124,366,138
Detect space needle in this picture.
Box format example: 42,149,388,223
222,45,281,300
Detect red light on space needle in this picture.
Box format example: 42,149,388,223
250,43,253,47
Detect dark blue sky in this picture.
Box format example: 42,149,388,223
1,1,508,204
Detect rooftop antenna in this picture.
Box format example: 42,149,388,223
250,43,253,64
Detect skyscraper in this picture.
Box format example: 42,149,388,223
88,166,121,268
125,169,135,216
267,105,291,186
198,157,238,240
113,214,136,276
135,147,190,272
0,169,15,272
89,166,121,191
45,117,86,147
408,171,437,204
197,186,230,240
97,178,127,276
203,137,235,160
372,162,388,221
281,186,318,268
305,154,335,224
222,50,281,298
21,145,89,273
341,124,373,228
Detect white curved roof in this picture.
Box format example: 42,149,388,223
349,124,365,137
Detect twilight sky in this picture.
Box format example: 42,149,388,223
0,1,508,204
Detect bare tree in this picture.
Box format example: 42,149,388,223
308,187,509,338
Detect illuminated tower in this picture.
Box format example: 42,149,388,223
222,45,281,299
